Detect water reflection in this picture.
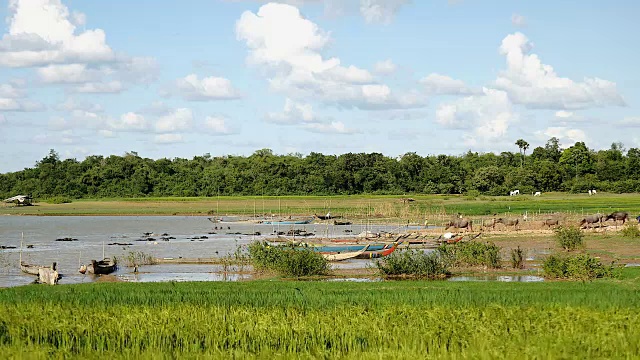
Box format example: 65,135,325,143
448,275,544,282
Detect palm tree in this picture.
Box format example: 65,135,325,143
515,139,530,168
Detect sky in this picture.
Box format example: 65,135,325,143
0,0,639,173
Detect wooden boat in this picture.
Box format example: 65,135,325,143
321,245,369,261
305,243,389,252
79,258,117,275
355,241,400,259
21,262,57,275
333,220,352,226
262,218,314,225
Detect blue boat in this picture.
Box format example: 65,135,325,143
303,243,389,252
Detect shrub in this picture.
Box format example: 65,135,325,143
554,226,584,251
510,246,525,269
45,196,72,204
248,241,329,277
125,251,156,267
376,250,449,278
620,225,640,239
543,254,616,281
437,241,501,268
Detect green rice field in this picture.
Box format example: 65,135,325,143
1,268,639,358
3,192,640,221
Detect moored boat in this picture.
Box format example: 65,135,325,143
355,241,400,259
79,258,117,275
21,262,57,276
321,244,370,261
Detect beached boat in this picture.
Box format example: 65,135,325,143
304,243,389,252
79,258,117,275
261,218,314,225
321,244,370,261
355,241,400,259
21,262,57,275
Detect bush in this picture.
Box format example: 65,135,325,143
45,196,72,204
437,241,501,268
510,246,525,269
376,250,449,278
620,225,640,239
125,251,156,267
543,254,617,281
554,226,584,251
248,241,329,277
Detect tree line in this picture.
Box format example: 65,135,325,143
2,138,640,199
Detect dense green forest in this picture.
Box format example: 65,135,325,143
2,138,640,199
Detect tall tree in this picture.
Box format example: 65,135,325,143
515,139,530,168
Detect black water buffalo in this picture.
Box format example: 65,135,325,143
444,218,473,232
542,218,560,228
495,218,519,230
579,214,605,229
605,211,629,225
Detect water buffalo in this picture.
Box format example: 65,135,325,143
605,211,629,225
579,214,604,229
482,218,497,230
542,218,559,228
495,218,519,230
444,218,473,232
637,215,640,224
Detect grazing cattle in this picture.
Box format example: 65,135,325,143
588,189,597,196
495,218,519,230
542,218,560,228
606,211,629,226
444,218,473,232
509,189,520,196
580,213,604,229
533,191,541,197
482,218,497,231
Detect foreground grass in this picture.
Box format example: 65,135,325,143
1,269,639,358
2,192,640,221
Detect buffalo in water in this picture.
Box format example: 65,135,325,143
605,211,629,225
444,218,473,232
579,214,605,229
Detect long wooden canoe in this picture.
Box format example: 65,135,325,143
355,241,400,259
321,244,370,261
21,262,57,276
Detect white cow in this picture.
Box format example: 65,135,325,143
588,189,597,196
533,191,541,197
509,189,520,196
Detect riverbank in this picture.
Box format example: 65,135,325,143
1,271,639,358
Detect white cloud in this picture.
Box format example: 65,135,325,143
537,126,587,147
360,0,410,24
0,98,44,111
420,73,475,95
204,115,238,135
73,81,124,94
266,98,318,124
108,112,148,131
619,116,640,127
55,97,103,113
0,0,114,67
511,13,526,27
230,0,410,24
555,110,573,118
155,108,193,133
98,129,115,137
154,133,184,144
373,59,397,75
236,3,423,110
305,121,357,134
0,82,24,98
436,87,518,146
175,74,241,101
37,64,103,83
495,32,625,109
33,130,80,145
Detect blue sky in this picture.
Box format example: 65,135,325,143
1,0,638,172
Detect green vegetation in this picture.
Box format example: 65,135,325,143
543,254,617,280
554,226,585,251
248,241,329,277
510,246,526,269
124,251,156,268
44,196,72,204
437,241,502,268
2,140,640,200
0,278,639,358
621,224,640,238
375,249,449,278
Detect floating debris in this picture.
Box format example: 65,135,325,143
108,242,132,246
55,237,78,241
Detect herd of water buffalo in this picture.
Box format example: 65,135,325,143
443,211,640,231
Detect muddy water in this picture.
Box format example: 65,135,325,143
0,216,404,287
